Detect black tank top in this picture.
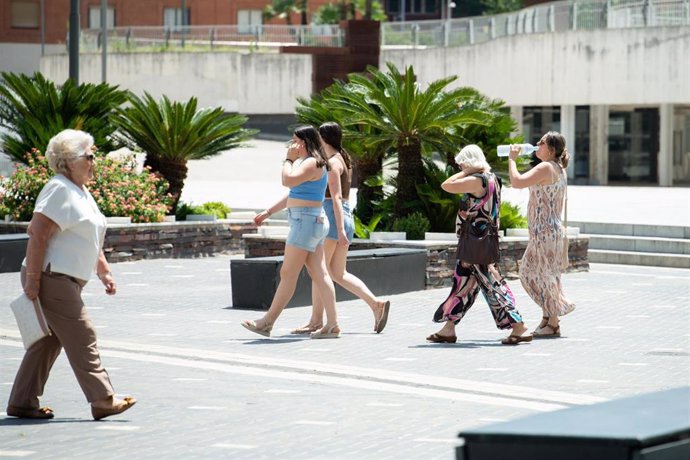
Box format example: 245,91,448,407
324,155,351,200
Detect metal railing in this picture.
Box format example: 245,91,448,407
75,0,689,53
80,24,344,53
381,0,690,48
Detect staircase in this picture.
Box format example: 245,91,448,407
570,221,690,269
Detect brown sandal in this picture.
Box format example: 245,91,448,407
92,396,137,421
501,333,534,345
375,301,391,334
533,324,561,338
6,405,54,419
426,333,457,344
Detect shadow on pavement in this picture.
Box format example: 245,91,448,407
0,417,91,425
411,340,508,349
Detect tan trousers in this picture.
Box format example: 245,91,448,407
8,268,114,409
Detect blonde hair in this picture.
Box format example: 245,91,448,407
45,129,94,175
454,144,491,172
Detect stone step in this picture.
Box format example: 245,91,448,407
258,226,290,237
570,221,690,239
588,249,690,269
587,234,690,255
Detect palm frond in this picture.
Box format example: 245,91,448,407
0,72,128,163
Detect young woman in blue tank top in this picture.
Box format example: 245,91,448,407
242,126,340,339
291,122,391,335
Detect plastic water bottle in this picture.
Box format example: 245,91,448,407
497,143,537,157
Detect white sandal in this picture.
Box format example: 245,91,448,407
310,324,341,339
241,319,272,337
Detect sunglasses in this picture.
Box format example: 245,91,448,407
77,153,96,162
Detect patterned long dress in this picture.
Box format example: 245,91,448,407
519,163,575,317
434,172,523,329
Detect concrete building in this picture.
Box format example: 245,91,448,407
2,0,689,186
0,0,335,74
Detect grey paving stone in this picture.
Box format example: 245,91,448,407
1,258,689,459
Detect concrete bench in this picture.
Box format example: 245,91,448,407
230,247,427,309
0,233,28,273
457,386,690,460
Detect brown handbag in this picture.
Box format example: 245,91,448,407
455,175,500,265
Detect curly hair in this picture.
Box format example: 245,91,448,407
454,144,491,172
45,129,94,175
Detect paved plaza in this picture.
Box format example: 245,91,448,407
1,257,689,459
1,139,689,458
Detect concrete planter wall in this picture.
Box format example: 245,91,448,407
370,231,406,241
185,214,218,222
242,233,590,289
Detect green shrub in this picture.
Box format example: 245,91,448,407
0,151,172,223
197,201,232,219
499,201,528,230
175,201,231,220
353,213,383,239
174,202,196,221
392,211,430,240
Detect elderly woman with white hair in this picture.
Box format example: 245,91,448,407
6,129,136,421
426,145,532,345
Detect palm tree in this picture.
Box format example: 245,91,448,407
113,93,256,211
0,72,128,163
295,85,387,223
451,87,520,181
328,64,488,218
263,0,303,25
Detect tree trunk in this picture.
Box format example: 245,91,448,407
353,155,383,224
395,136,423,218
446,151,460,171
364,0,373,20
145,155,188,213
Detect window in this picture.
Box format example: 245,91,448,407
387,0,436,14
88,6,115,29
11,0,39,29
237,10,262,34
164,8,190,30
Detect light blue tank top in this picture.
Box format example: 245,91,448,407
288,167,327,201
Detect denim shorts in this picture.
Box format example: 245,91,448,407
324,199,355,241
286,207,329,252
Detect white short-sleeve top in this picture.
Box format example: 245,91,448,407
26,174,107,281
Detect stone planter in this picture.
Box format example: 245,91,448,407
186,214,217,222
106,216,132,225
506,228,529,237
369,231,406,241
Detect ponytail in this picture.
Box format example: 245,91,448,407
559,147,570,168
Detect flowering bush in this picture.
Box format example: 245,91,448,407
0,150,173,223
0,150,50,221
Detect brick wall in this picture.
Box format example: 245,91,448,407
0,221,257,262
0,0,334,45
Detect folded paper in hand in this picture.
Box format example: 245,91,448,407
9,293,51,349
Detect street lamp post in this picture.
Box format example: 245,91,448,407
181,0,186,48
444,1,456,46
69,0,80,84
101,0,107,82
